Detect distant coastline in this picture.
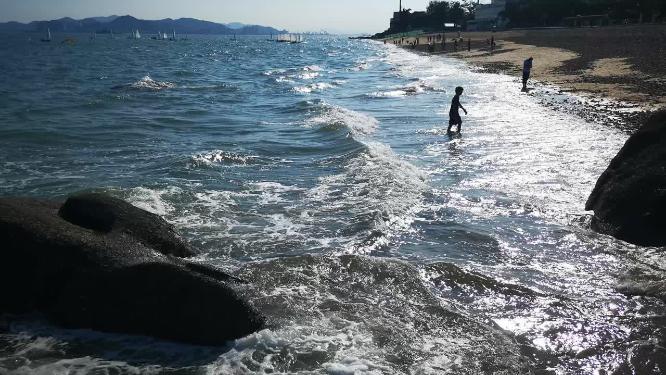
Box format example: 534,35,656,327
0,15,287,35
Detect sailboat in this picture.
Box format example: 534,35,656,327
129,29,141,40
41,28,52,42
276,33,304,44
169,29,176,41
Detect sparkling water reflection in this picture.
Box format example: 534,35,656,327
0,34,664,374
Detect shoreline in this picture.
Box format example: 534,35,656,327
383,25,666,118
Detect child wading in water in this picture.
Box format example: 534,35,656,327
448,86,467,133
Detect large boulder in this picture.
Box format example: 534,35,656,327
0,193,265,346
586,111,666,246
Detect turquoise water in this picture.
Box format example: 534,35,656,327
0,33,664,374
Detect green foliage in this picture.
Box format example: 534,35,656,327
426,1,476,28
503,0,664,27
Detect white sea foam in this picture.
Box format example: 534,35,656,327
368,89,409,98
293,82,335,93
369,80,442,98
351,61,370,71
250,181,302,205
9,357,150,375
298,72,320,80
189,150,259,167
126,186,180,216
263,68,287,76
119,75,175,91
299,140,428,255
306,103,379,136
222,255,531,374
325,357,387,374
275,76,295,83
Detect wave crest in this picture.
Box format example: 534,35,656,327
112,75,175,91
188,150,260,168
306,103,379,136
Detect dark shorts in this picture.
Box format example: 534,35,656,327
449,113,462,126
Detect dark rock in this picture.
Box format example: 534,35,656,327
0,194,265,346
586,111,666,246
59,193,195,257
0,316,8,333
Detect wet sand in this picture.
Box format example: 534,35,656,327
385,25,666,111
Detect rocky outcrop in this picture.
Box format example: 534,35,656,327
0,193,265,345
586,111,666,246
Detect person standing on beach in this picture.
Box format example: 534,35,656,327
522,57,533,91
448,86,467,134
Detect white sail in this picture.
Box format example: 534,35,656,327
47,28,51,40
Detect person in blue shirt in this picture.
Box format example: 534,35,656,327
448,86,468,134
522,57,533,91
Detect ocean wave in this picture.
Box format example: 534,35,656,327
125,186,180,216
188,150,261,168
221,255,532,374
298,72,320,80
295,101,428,253
302,141,428,255
305,103,378,136
336,142,428,254
0,320,222,374
293,82,335,93
421,262,541,298
616,249,666,301
368,80,444,98
111,75,175,91
351,61,370,71
303,65,322,72
262,68,287,76
181,83,238,92
275,76,295,84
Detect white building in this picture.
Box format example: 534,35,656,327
468,0,511,31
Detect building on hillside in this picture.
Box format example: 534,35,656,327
389,10,429,33
467,0,513,31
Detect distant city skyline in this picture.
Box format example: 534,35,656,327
0,0,480,34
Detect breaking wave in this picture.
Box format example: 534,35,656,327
305,103,379,136
111,75,176,91
188,150,263,168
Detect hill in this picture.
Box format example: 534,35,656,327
0,15,286,35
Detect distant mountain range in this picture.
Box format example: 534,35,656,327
0,15,287,35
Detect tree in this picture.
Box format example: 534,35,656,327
426,1,476,28
501,0,659,27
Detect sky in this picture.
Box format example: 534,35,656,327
0,0,452,34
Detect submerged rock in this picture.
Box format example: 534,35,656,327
586,111,666,247
0,193,264,346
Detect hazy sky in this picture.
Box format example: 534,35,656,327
0,0,453,34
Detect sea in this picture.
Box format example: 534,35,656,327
0,33,664,375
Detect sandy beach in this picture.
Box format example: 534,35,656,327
386,24,666,111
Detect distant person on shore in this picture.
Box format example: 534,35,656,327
522,57,533,91
448,86,467,134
